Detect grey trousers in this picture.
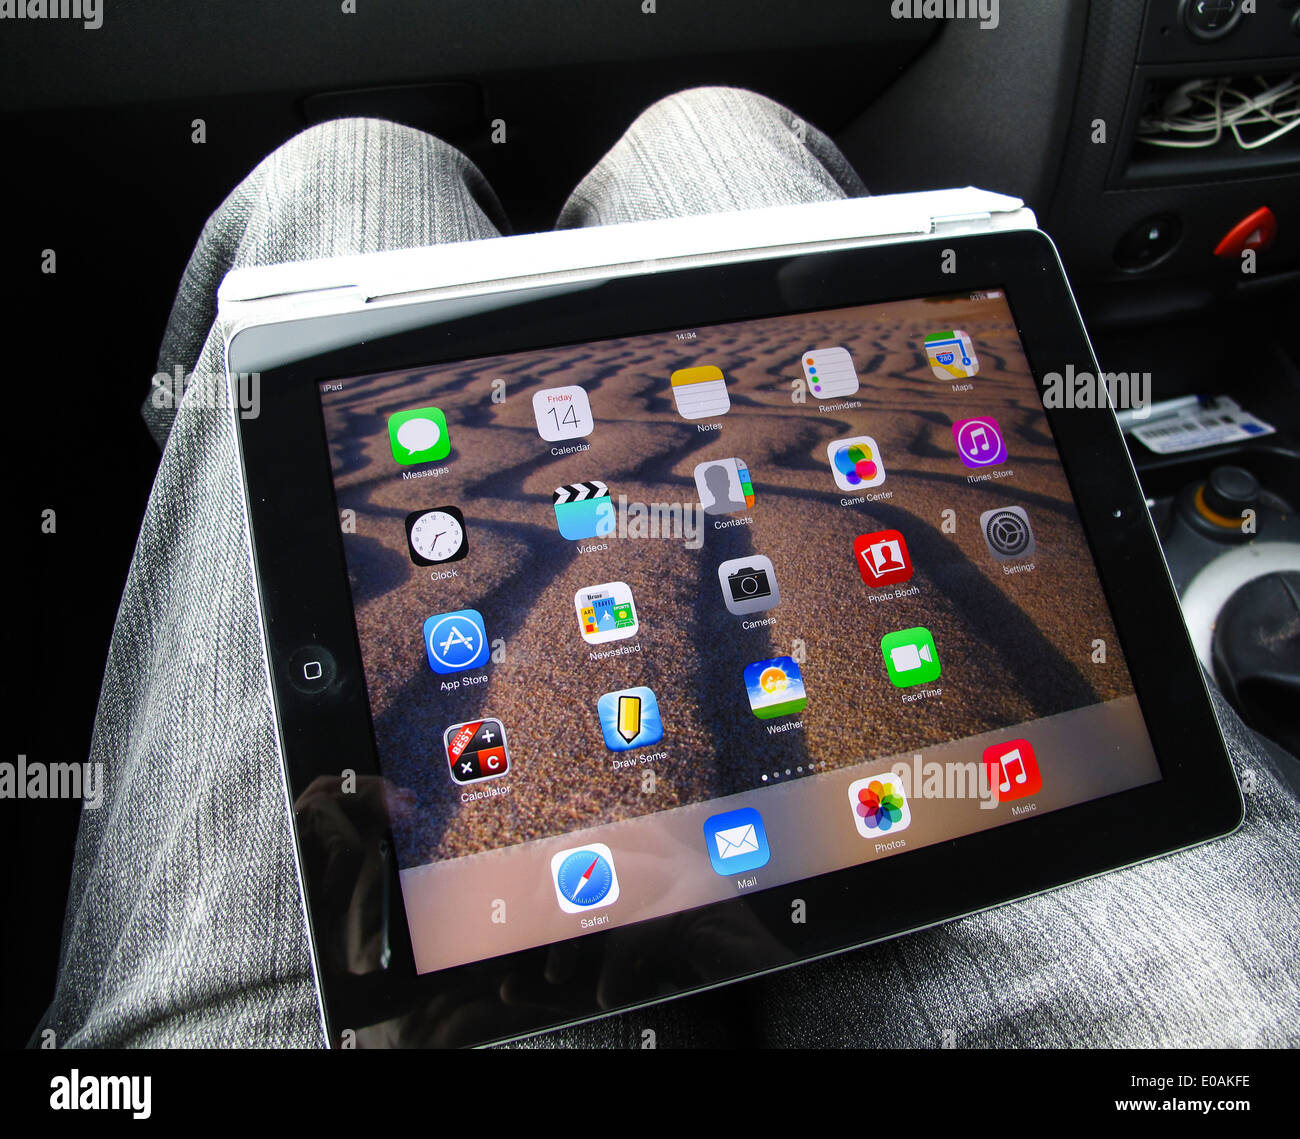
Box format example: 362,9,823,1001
39,88,1300,1048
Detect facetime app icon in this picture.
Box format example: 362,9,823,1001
670,365,730,420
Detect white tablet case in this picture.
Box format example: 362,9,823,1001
220,188,1036,376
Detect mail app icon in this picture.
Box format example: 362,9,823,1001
702,807,771,876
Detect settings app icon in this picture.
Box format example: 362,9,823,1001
980,506,1035,561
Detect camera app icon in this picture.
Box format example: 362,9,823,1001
717,555,781,616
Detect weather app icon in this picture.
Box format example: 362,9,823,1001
423,608,490,674
743,657,808,720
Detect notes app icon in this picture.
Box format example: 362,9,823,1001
670,365,730,420
953,417,1007,468
982,739,1042,804
924,330,979,380
802,346,860,399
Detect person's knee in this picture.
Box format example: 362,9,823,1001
628,86,797,137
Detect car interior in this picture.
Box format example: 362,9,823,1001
4,0,1298,1047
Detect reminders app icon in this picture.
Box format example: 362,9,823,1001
703,807,771,875
801,346,860,399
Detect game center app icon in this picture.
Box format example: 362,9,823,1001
982,739,1042,803
405,506,468,566
423,608,490,674
924,330,979,380
574,581,639,644
744,657,807,720
847,774,912,838
827,436,886,491
953,417,1007,468
553,480,615,540
533,384,594,442
694,457,755,515
551,844,620,913
597,686,663,751
703,807,771,875
854,530,913,587
387,406,450,465
717,555,780,616
443,718,510,784
801,346,860,399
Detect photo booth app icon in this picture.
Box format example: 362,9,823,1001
924,330,979,380
553,480,615,540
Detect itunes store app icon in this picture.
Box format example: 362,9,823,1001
953,417,1007,468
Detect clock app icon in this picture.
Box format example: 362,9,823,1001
405,506,468,566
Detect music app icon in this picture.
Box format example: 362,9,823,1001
982,739,1042,804
953,417,1007,469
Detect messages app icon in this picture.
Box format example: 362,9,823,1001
388,407,451,465
703,807,771,876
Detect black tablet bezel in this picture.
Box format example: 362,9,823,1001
232,227,1241,1047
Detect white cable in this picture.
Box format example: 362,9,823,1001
1137,74,1300,151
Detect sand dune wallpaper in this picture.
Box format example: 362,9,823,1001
319,292,1134,868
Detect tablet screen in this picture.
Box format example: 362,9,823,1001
316,288,1162,975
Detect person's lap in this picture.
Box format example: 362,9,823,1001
36,88,1300,1048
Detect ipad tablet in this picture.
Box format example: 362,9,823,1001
225,196,1241,1047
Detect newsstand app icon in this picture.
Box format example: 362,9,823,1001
444,718,510,784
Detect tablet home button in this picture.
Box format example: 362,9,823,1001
287,646,337,694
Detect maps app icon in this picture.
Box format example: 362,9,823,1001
924,330,979,380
